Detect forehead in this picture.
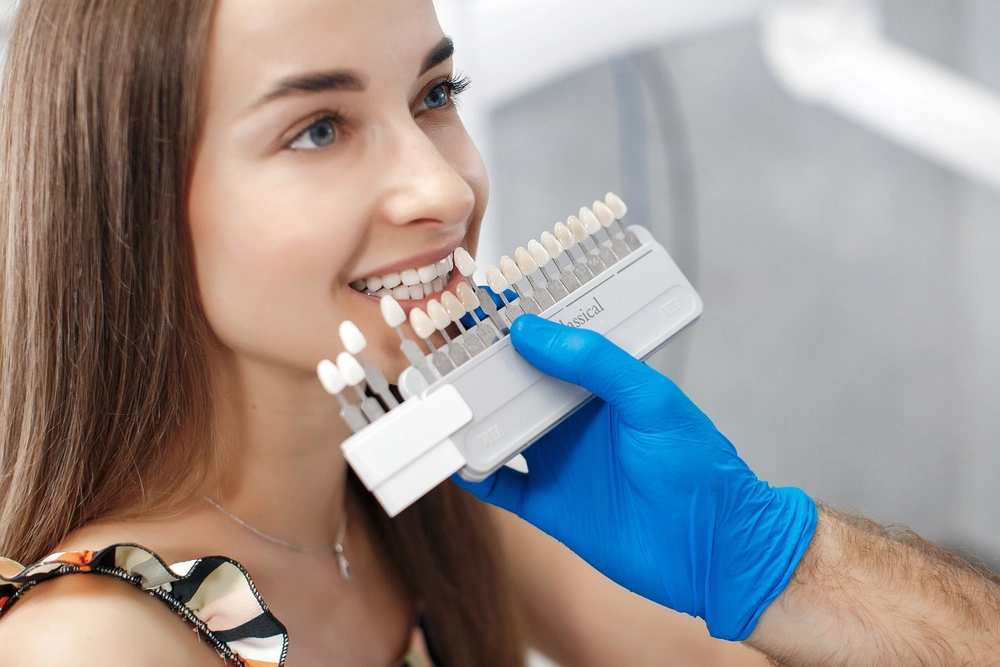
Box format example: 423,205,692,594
209,0,444,98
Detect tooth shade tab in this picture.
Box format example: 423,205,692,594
317,359,347,395
401,269,420,286
440,291,466,321
409,307,436,340
579,208,602,234
339,321,367,354
605,192,628,219
418,264,437,284
380,296,407,328
382,272,402,289
515,247,538,275
527,240,551,267
435,259,450,277
426,300,451,329
336,352,366,386
455,282,478,311
453,248,477,277
540,232,564,259
486,266,509,293
500,255,523,284
554,222,576,250
567,216,590,243
593,201,616,227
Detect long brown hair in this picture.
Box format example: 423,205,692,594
0,1,522,664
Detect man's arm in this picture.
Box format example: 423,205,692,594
748,505,1000,666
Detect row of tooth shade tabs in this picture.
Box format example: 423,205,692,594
318,192,635,433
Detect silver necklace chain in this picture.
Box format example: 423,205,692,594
200,494,352,581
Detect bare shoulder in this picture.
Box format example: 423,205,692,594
0,573,222,666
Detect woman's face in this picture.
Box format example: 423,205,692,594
188,0,486,380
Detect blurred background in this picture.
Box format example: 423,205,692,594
430,0,1000,570
1,0,997,661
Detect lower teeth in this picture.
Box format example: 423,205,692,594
354,271,450,298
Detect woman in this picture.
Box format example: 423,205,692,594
0,1,770,664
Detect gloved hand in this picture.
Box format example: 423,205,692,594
453,315,816,641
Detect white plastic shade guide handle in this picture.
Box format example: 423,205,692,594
453,247,477,277
380,296,407,328
317,359,347,395
339,321,367,355
605,192,628,219
336,352,366,386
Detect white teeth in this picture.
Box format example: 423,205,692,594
515,247,538,275
453,248,477,277
541,232,564,259
401,269,420,286
382,272,402,289
427,299,451,329
381,296,407,328
527,240,551,267
579,207,602,235
500,255,522,284
418,264,437,284
486,266,509,293
409,308,436,340
567,216,590,243
605,192,628,219
554,222,576,250
441,291,466,320
350,257,456,299
593,201,616,227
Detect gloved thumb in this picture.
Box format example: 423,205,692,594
510,315,678,427
450,467,529,516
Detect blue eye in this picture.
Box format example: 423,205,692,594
423,84,450,110
290,116,339,150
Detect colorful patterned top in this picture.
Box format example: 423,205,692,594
0,543,436,667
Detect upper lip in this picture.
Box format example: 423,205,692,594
347,236,466,284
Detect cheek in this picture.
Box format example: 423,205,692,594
186,159,362,363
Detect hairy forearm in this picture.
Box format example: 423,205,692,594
747,505,1000,666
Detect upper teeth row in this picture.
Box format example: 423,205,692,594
350,255,455,300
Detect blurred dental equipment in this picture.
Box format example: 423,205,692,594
318,194,702,516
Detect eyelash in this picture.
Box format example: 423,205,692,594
286,75,473,150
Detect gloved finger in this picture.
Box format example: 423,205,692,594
510,315,675,425
450,467,528,516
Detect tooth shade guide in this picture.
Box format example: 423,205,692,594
380,296,407,328
605,191,628,219
453,248,477,277
339,321,367,355
578,208,602,235
540,232,564,260
592,201,616,227
553,222,576,250
514,247,538,276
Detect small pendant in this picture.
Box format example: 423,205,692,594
337,552,352,581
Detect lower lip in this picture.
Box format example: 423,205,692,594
352,270,469,315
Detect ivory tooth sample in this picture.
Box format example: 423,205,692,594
515,247,556,310
441,290,486,356
554,221,595,284
453,248,477,284
605,191,641,251
381,295,436,382
337,352,386,421
452,247,507,335
456,282,499,346
427,298,471,365
580,206,620,266
500,255,540,315
339,320,398,408
527,239,569,301
317,359,369,433
410,307,456,375
486,265,524,324
541,231,583,292
593,200,632,260
567,215,607,275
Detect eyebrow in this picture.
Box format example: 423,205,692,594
253,37,455,110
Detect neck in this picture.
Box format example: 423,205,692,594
199,343,355,551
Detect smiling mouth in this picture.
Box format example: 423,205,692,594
349,255,455,301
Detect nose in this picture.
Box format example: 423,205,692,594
374,120,477,230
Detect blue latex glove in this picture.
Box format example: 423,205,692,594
453,315,817,641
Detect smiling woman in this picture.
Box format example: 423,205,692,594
0,1,771,666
